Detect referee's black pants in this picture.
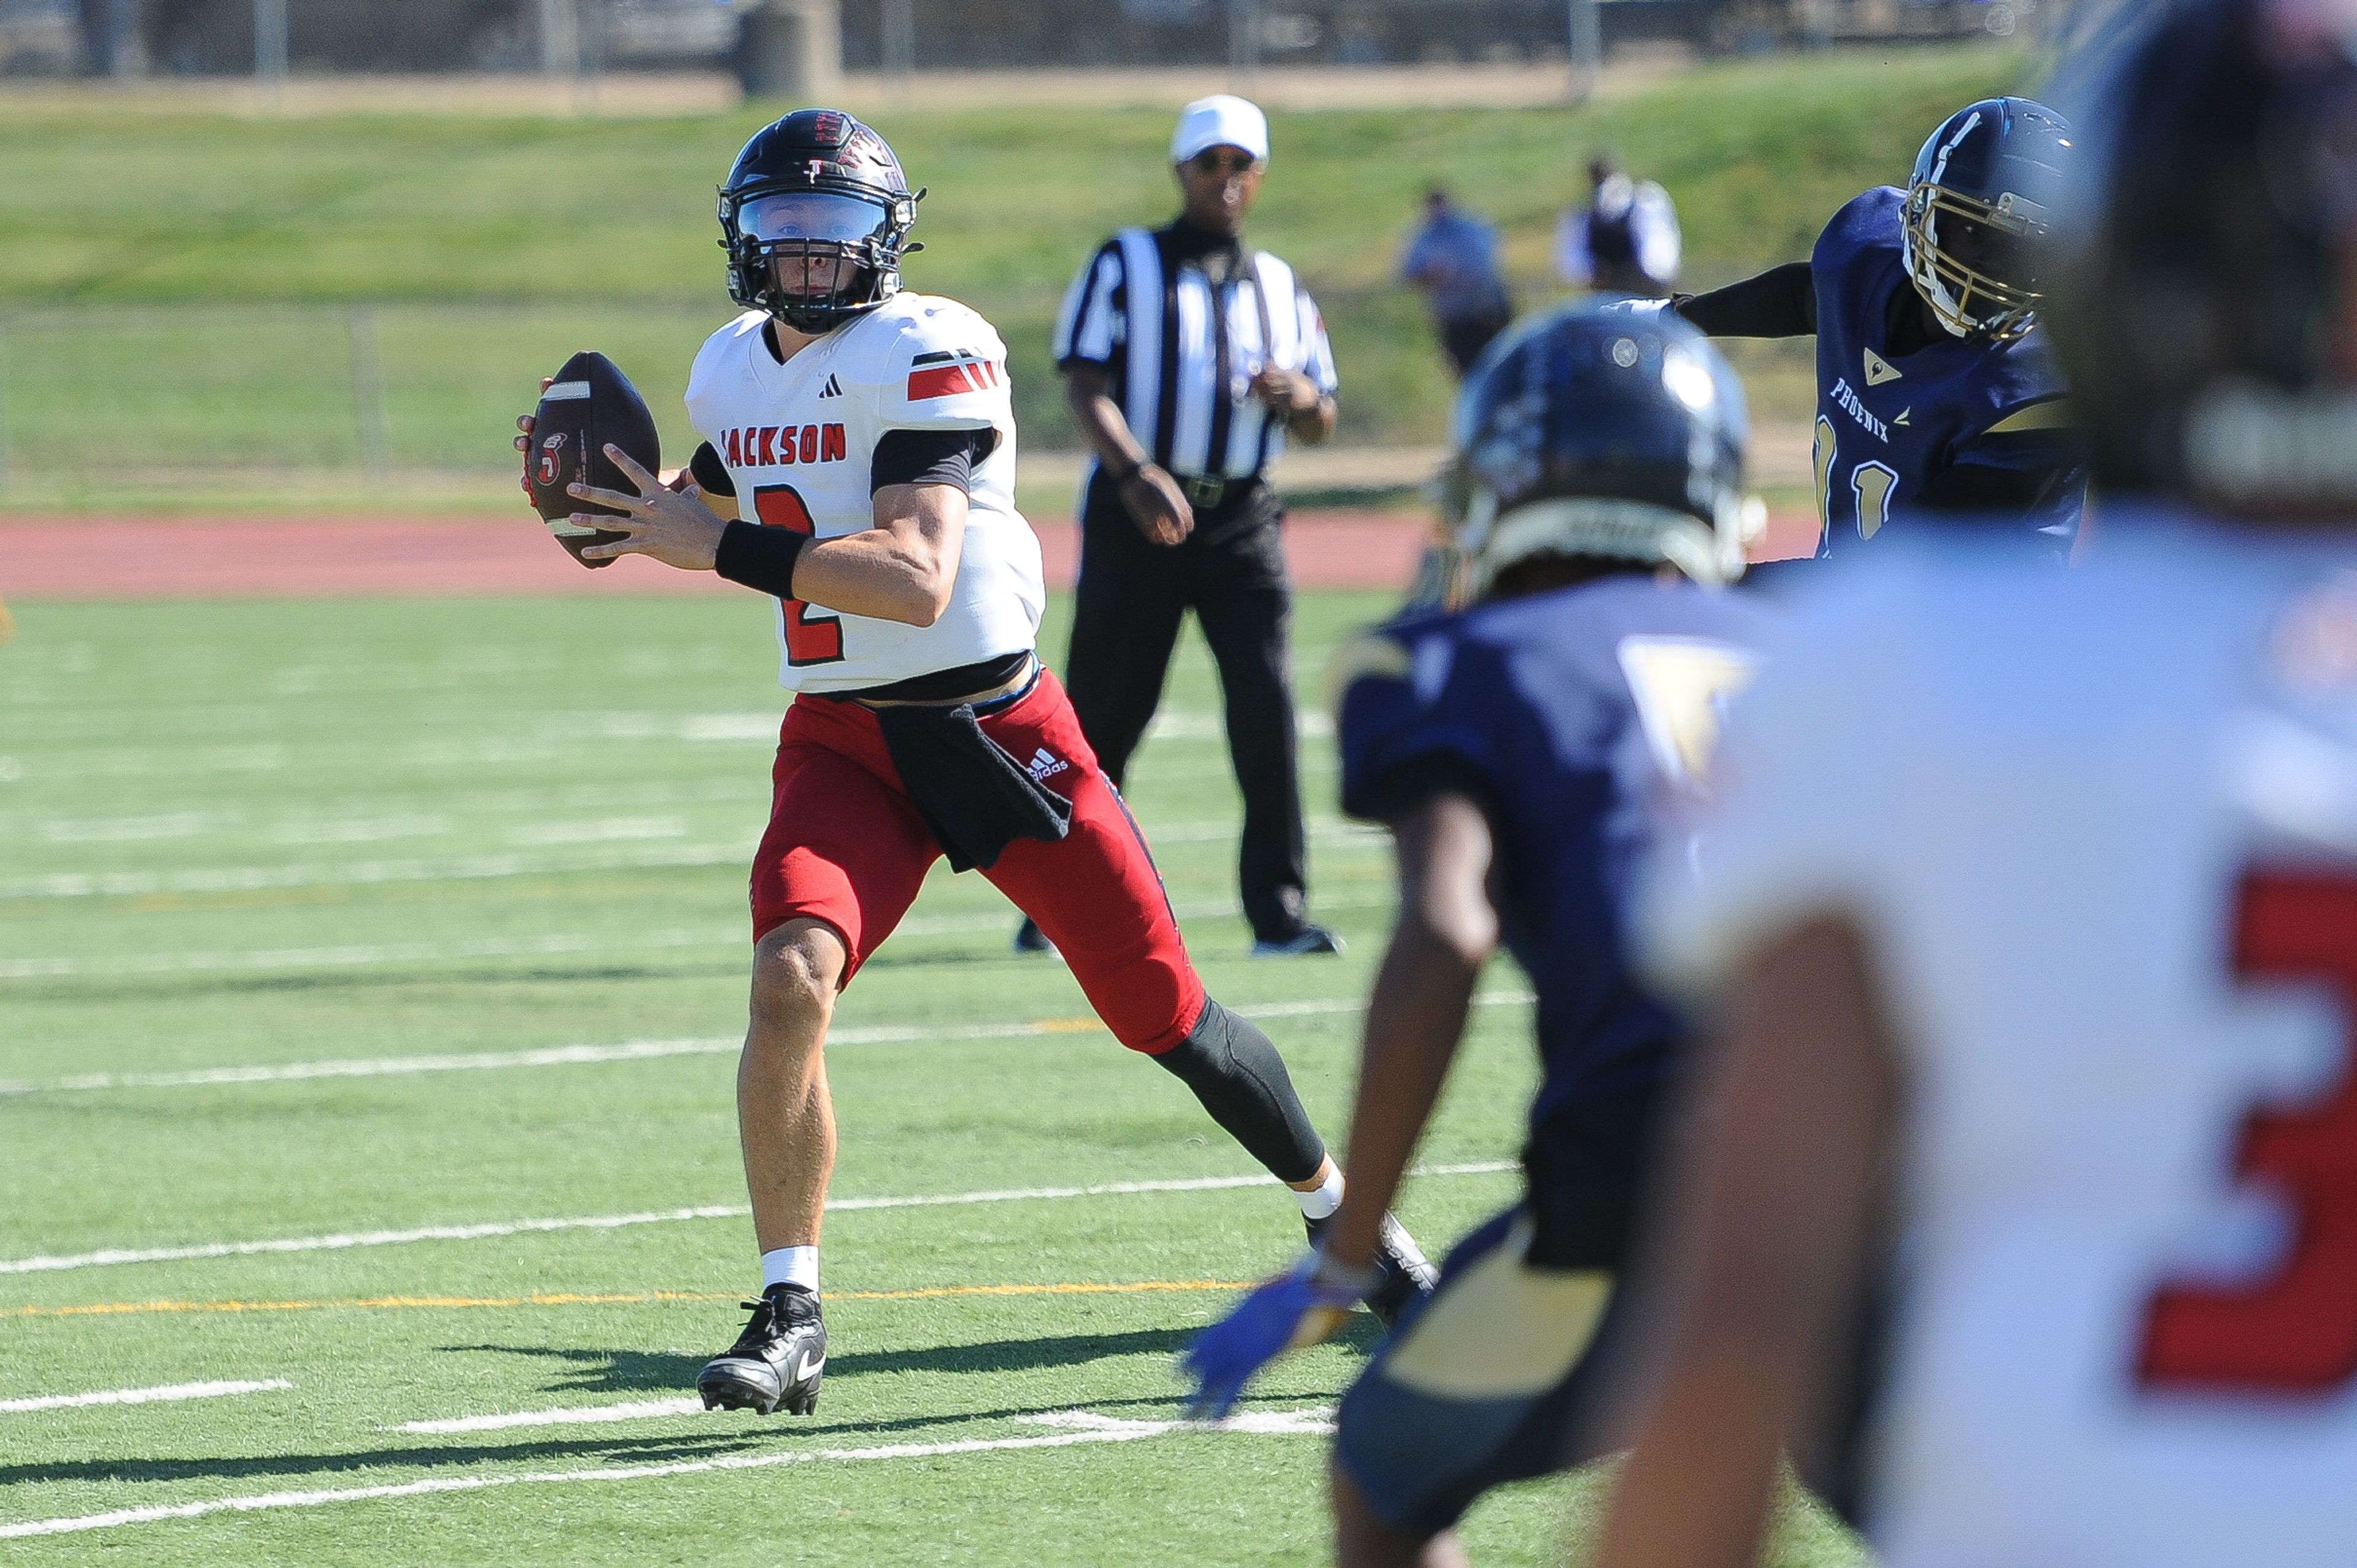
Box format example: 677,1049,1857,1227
1063,472,1309,944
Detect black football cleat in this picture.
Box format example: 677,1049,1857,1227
1250,924,1344,958
699,1283,826,1416
1307,1211,1439,1329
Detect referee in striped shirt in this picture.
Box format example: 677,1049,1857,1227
1026,94,1342,958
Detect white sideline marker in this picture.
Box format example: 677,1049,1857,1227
0,1408,1327,1540
0,1161,1517,1276
0,1379,290,1415
0,992,1535,1096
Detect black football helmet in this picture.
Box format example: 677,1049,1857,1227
2048,0,2357,512
1437,302,1757,601
1901,97,2073,342
718,109,923,334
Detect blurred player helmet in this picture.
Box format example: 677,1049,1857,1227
1902,97,2073,342
719,110,923,334
2049,0,2357,514
1439,303,1758,601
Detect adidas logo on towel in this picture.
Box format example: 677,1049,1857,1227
818,374,843,399
1026,747,1069,782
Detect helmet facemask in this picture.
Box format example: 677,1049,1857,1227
722,188,920,335
1903,183,2051,343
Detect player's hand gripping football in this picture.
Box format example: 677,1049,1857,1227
567,445,729,571
1181,1248,1375,1421
514,387,700,504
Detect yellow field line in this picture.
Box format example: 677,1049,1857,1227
4,1279,1252,1321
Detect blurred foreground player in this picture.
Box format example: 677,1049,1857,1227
1186,304,1770,1566
1598,7,2357,1565
525,110,1430,1418
1656,96,2085,560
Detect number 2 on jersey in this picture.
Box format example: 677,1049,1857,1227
752,484,844,666
2138,869,2357,1394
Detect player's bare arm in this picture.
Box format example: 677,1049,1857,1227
789,479,967,628
1065,361,1194,546
1317,790,1496,1273
1593,914,1897,1568
570,444,966,627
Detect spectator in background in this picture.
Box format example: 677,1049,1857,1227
1398,187,1515,377
1558,156,1682,297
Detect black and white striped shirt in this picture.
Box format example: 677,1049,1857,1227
1052,222,1338,484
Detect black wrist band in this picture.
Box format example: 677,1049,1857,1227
715,519,809,601
1107,460,1142,487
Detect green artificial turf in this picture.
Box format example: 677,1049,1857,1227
0,44,2024,502
0,589,1871,1564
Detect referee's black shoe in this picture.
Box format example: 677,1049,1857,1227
1306,1211,1439,1329
699,1283,826,1416
1252,923,1344,958
1013,916,1059,957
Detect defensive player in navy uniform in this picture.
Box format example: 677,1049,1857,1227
1655,98,2084,560
1599,7,2357,1565
1185,304,1773,1567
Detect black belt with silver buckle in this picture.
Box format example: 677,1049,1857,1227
1174,474,1247,508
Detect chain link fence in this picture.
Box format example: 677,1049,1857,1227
2,0,2083,77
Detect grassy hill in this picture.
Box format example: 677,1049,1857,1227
0,46,2027,505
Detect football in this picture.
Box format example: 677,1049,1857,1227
525,350,662,569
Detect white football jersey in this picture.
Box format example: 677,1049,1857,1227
685,293,1045,692
1640,520,2357,1568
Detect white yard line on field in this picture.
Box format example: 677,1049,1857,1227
397,1396,705,1434
0,1379,290,1415
0,1161,1517,1276
0,820,1376,902
0,1407,1330,1540
0,993,1532,1095
0,881,1396,982
0,927,741,982
397,1402,1333,1437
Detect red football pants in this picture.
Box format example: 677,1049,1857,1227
748,667,1207,1055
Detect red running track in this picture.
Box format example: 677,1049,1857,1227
0,511,1821,600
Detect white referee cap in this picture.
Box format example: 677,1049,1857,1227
1172,95,1269,164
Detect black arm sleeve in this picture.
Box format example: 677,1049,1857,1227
713,519,806,600
689,441,736,497
1359,754,1499,830
1913,459,2064,516
871,427,999,495
1671,261,1818,338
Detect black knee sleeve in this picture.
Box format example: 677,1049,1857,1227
1155,998,1326,1184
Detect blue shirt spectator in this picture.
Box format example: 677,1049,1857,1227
1399,187,1514,376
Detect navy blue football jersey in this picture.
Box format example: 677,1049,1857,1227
1810,187,2084,558
1335,576,1772,1132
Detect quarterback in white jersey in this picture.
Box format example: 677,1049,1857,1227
684,293,1043,692
1593,5,2357,1567
524,108,1430,1424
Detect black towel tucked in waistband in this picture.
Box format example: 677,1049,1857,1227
873,700,1073,873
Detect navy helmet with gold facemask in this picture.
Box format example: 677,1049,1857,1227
1902,97,2073,344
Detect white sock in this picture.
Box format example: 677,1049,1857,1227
761,1245,819,1295
1295,1165,1345,1222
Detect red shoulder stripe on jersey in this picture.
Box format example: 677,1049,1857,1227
907,361,994,400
